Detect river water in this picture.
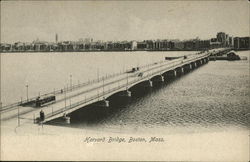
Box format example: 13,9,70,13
1,51,249,133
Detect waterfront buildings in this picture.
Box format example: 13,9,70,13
234,37,250,50
1,32,249,52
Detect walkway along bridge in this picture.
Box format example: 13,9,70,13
0,48,231,125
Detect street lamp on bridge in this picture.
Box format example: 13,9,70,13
26,85,29,101
70,74,72,91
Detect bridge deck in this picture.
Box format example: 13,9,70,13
0,48,229,124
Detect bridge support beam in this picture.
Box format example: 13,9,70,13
118,90,132,97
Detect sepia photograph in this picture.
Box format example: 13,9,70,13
0,0,249,161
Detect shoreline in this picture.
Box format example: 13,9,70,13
1,49,249,54
1,49,201,53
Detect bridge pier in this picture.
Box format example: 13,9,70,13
176,67,184,76
195,60,200,67
118,90,132,97
183,64,192,73
188,64,192,70
200,59,203,65
151,75,164,86
191,62,197,69
158,75,164,82
205,57,209,63
63,113,70,124
152,75,164,82
164,70,177,79
139,80,153,88
93,99,109,108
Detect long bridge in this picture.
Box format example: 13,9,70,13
0,48,231,125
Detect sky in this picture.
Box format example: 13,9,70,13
1,1,249,43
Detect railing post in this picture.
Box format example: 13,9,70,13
17,105,20,127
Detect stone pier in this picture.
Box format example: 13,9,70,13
93,99,109,107
118,90,132,97
139,80,153,88
164,70,177,79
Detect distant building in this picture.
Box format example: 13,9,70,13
1,31,249,52
173,41,184,50
131,41,137,50
0,43,12,51
197,40,210,50
183,39,197,50
136,41,147,50
234,37,250,50
217,32,227,47
210,38,221,49
229,36,234,47
216,32,230,47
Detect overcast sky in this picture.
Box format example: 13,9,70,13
1,1,249,43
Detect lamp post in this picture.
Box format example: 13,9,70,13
97,68,99,82
26,85,29,101
18,105,20,126
70,74,72,91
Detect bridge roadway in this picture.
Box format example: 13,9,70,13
0,48,228,125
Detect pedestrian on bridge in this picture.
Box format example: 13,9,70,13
40,109,45,121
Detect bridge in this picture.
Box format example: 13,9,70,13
0,48,230,125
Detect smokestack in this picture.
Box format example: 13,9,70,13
55,33,58,43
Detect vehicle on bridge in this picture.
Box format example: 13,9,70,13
35,95,56,107
138,72,143,77
127,67,140,73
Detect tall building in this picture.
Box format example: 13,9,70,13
229,36,234,47
55,34,58,43
131,41,137,50
217,32,226,46
234,37,250,50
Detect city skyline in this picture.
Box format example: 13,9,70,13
1,1,249,43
